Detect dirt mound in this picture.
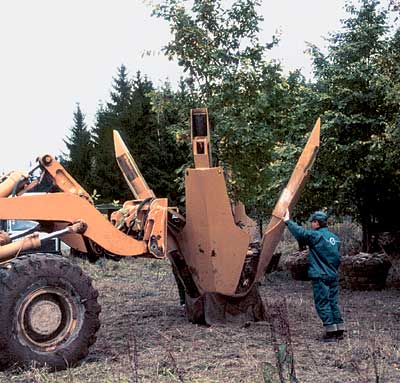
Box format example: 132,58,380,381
341,252,392,290
378,231,400,258
284,250,309,281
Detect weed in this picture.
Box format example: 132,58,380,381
126,324,139,383
265,298,298,383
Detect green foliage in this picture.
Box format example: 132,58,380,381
90,65,132,201
62,103,93,190
263,361,278,383
91,66,188,204
63,0,400,243
306,0,400,249
148,80,192,204
153,0,279,99
153,0,313,215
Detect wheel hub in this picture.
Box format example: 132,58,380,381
28,300,62,336
17,286,80,351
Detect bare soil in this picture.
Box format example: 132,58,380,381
1,255,399,383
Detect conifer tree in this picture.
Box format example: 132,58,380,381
91,66,188,203
123,73,188,204
63,103,93,190
91,65,132,201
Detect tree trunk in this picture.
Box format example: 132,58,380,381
361,215,380,253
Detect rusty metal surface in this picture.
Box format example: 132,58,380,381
178,167,250,296
113,130,155,200
255,118,321,281
16,286,78,352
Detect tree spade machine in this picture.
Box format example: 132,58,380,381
0,108,320,369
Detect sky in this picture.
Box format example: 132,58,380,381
0,0,349,174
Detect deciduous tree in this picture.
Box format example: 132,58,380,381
307,0,400,250
153,0,310,218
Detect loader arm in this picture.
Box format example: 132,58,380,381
37,154,93,202
0,153,168,259
0,193,150,256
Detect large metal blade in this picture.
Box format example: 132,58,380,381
177,167,250,296
113,130,155,200
255,118,321,281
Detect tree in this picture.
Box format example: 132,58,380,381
63,103,93,190
91,65,132,201
307,0,400,250
91,66,189,204
124,73,188,204
147,79,192,204
153,0,309,217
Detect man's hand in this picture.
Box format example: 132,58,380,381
283,208,290,223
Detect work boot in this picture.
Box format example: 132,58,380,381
334,330,344,340
321,331,337,343
321,324,337,343
335,323,346,340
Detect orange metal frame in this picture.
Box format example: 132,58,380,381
0,150,168,258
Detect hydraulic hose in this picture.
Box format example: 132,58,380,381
0,172,27,198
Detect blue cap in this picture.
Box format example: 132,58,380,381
309,211,328,222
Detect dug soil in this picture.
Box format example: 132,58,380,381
1,256,399,383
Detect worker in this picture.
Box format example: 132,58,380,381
283,209,345,342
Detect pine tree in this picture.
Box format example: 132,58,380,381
91,65,132,202
124,73,188,204
63,103,93,190
91,66,188,204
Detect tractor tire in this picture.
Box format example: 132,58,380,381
0,253,101,370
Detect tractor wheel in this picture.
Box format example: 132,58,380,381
0,253,101,370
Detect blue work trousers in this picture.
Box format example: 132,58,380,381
311,277,343,327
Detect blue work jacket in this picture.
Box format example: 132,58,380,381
286,220,341,279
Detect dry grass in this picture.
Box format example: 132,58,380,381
0,238,399,382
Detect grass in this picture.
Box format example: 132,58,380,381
0,228,399,382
